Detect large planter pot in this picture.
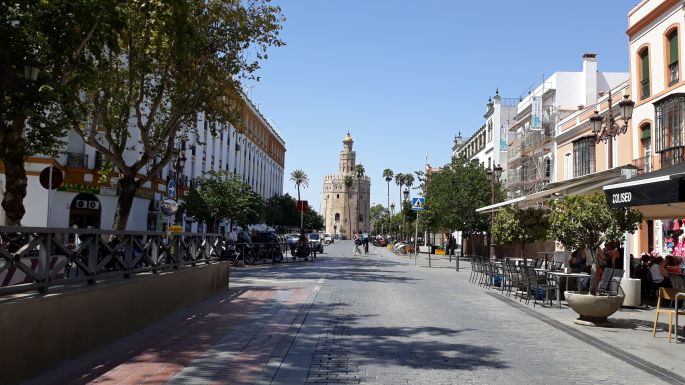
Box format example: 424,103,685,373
564,291,624,325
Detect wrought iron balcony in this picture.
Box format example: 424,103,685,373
659,147,685,169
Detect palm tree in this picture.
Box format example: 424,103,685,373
394,173,405,211
290,169,309,231
404,174,415,202
383,168,393,216
344,175,353,237
355,164,365,233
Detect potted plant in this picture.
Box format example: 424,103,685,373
548,191,642,324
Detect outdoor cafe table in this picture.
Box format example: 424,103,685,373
546,271,590,308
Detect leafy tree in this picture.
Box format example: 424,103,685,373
63,0,284,230
492,206,549,257
423,155,494,255
264,193,298,228
344,175,353,236
0,1,120,225
382,168,393,211
302,208,324,232
548,191,642,293
290,169,309,230
183,171,264,230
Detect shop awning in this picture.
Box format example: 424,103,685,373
477,166,636,214
603,162,685,219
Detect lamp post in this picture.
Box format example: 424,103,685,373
589,94,635,168
174,152,187,225
486,164,503,258
402,189,409,241
390,202,396,240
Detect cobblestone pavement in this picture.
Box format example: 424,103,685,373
24,241,681,384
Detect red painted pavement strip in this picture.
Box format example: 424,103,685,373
84,289,278,385
26,288,276,385
209,287,312,385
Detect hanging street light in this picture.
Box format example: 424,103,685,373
589,94,635,144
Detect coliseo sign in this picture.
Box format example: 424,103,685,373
611,192,632,204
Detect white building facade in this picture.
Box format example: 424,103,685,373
0,95,285,232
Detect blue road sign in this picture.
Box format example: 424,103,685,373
411,197,425,211
167,180,176,200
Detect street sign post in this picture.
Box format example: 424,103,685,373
167,180,176,200
410,197,425,266
411,197,425,211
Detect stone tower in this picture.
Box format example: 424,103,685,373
322,133,371,237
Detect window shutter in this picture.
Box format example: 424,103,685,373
641,125,651,139
642,50,650,81
670,30,679,65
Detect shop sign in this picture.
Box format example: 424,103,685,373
605,179,683,208
57,183,99,195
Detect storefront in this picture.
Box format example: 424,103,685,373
604,162,685,256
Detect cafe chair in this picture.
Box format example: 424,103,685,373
652,288,685,343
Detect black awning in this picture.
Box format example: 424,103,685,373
604,177,685,208
603,162,685,208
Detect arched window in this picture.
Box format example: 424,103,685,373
638,47,651,99
335,213,340,221
667,28,679,86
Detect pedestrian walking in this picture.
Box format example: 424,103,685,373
353,233,362,255
362,231,369,254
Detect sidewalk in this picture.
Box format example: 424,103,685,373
23,276,325,385
462,266,684,377
373,246,685,382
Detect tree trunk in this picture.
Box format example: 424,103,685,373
112,175,139,230
1,122,28,226
589,247,599,295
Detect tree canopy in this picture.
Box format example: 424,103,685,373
1,1,120,224
183,171,264,230
492,206,549,255
9,0,284,229
548,191,642,260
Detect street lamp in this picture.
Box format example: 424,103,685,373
390,202,395,215
486,164,503,258
589,94,634,144
173,152,186,223
403,188,410,202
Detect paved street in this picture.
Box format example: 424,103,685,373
25,241,683,385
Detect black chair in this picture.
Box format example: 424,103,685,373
596,268,615,295
524,266,558,307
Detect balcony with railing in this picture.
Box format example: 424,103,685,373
632,155,653,174
66,152,89,168
659,147,685,169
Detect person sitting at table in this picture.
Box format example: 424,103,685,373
569,250,586,273
650,256,672,289
665,255,681,274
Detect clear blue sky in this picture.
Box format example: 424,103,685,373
247,0,640,212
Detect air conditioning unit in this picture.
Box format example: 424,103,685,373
88,201,100,210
